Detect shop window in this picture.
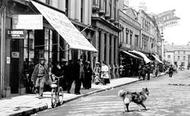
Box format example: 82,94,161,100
135,35,138,47
59,36,66,60
24,31,34,62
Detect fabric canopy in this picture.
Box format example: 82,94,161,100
31,1,97,52
122,51,142,60
152,54,163,64
130,50,151,63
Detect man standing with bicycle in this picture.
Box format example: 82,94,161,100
31,57,48,98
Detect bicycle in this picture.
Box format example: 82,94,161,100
50,75,64,108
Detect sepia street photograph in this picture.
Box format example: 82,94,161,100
0,0,189,116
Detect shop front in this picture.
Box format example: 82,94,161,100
1,0,97,97
119,50,142,77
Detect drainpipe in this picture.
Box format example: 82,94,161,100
0,0,7,97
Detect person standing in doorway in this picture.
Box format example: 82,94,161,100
31,57,48,98
83,61,93,89
74,59,84,95
66,60,74,93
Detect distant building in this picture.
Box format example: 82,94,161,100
138,1,147,12
118,1,162,77
164,44,190,68
138,10,161,55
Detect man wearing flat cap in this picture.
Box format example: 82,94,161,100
31,57,48,98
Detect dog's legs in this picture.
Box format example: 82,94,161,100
125,104,129,112
141,103,147,110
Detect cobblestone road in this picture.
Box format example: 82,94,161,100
35,70,190,116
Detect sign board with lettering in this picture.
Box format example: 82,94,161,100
13,15,43,30
7,30,25,39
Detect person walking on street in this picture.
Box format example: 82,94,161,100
83,61,93,89
101,62,110,85
146,63,151,80
169,65,174,77
31,57,49,98
154,65,159,77
141,65,146,80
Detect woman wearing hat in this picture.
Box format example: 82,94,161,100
93,62,101,85
31,57,48,98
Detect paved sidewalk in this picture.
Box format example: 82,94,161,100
0,77,139,116
0,72,167,116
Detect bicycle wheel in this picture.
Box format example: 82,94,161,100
51,89,57,108
58,87,64,104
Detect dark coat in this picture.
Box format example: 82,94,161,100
51,65,63,77
84,66,93,79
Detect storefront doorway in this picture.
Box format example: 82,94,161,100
10,39,24,93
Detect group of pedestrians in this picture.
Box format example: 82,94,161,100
65,59,93,94
31,58,94,98
94,62,110,85
138,63,152,80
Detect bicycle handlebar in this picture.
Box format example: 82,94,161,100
51,75,63,80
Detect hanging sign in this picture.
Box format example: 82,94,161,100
12,15,43,30
7,29,25,39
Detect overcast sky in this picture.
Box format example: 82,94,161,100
128,0,190,45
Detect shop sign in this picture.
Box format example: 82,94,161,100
7,30,25,39
13,15,43,30
11,52,20,58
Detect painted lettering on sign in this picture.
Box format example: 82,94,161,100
7,30,25,39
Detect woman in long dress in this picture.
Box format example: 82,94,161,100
101,62,110,85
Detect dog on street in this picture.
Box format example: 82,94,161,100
118,88,149,112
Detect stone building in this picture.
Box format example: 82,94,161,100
138,10,159,54
165,44,190,68
0,0,97,97
91,0,121,78
117,1,162,77
118,6,141,77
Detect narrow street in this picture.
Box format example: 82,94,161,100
34,70,190,116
